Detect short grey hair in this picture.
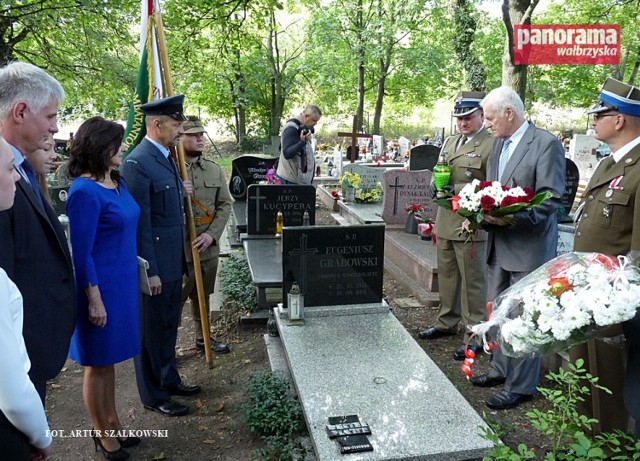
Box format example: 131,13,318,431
303,104,322,118
0,61,65,122
481,86,524,118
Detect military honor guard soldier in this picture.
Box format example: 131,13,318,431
180,116,233,354
573,77,640,437
419,91,493,360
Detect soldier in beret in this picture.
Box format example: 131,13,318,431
180,116,232,354
573,77,640,437
121,95,199,417
419,91,493,361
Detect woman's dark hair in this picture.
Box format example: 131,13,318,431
67,116,125,182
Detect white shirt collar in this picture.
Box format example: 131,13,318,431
611,135,640,163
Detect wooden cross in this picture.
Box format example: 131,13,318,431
338,115,373,163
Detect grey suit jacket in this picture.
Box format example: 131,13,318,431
486,123,565,272
120,139,186,283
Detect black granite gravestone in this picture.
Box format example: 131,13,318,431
558,158,580,223
228,155,277,200
409,144,440,171
49,185,70,216
247,184,316,234
282,225,384,309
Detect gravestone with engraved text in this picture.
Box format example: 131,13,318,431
381,169,437,224
281,225,384,309
558,158,580,222
246,184,315,235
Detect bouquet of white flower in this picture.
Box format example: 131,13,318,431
471,252,640,357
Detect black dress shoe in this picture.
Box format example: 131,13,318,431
418,327,456,340
143,400,189,417
453,345,482,361
470,373,506,388
196,337,231,354
486,390,532,410
167,383,201,396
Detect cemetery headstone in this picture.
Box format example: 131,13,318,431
398,137,411,157
409,144,440,171
381,169,437,224
342,163,384,190
281,225,384,309
569,134,601,181
246,184,316,235
558,158,580,223
228,155,277,200
49,185,70,216
372,135,384,157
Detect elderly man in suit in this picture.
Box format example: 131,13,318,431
469,86,565,410
121,95,198,417
573,77,640,437
0,62,75,403
419,91,493,360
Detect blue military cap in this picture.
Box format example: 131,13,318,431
140,94,188,121
453,91,487,117
589,78,640,116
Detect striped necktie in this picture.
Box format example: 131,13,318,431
497,139,512,181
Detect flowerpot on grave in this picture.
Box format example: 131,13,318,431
405,214,418,234
418,222,434,240
342,186,355,202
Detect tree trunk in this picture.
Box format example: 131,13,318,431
268,12,284,137
501,0,539,104
356,0,366,131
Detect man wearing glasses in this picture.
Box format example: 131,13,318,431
180,116,233,355
574,77,640,437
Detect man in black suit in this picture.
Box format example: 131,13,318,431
121,95,199,417
0,61,76,403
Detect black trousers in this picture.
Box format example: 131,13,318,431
134,280,183,406
0,410,31,460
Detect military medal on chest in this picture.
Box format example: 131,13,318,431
465,169,473,179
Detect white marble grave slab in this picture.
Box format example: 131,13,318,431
275,308,493,460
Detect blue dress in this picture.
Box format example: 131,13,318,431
67,177,140,366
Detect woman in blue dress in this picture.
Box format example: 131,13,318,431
67,117,140,461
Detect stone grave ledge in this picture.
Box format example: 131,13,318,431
385,229,438,292
286,302,389,319
273,308,493,460
337,200,384,225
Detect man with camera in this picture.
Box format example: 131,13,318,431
276,105,322,185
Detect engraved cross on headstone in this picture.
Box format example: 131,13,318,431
288,234,318,294
388,176,405,215
249,186,267,230
338,115,373,163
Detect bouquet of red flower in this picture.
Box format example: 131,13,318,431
437,179,553,241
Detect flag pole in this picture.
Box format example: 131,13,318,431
153,2,214,369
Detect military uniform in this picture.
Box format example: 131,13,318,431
181,157,233,341
573,77,640,436
433,128,493,343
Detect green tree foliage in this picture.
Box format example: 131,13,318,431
1,0,139,116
